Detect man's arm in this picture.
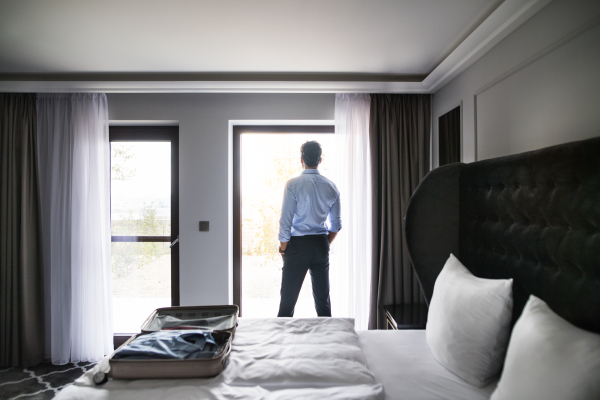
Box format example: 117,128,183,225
278,182,295,252
327,231,338,245
327,193,342,246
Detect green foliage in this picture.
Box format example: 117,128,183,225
246,202,279,256
243,146,301,264
112,202,169,278
111,144,137,182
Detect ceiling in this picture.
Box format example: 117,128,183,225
0,0,552,93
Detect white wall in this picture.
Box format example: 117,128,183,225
107,93,334,306
432,0,600,165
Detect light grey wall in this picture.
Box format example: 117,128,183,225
107,93,335,306
432,0,600,165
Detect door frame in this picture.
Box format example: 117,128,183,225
109,125,179,343
232,125,335,316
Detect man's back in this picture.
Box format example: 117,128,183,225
278,169,341,241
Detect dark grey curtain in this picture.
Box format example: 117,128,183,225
439,106,461,165
368,94,431,330
0,94,44,367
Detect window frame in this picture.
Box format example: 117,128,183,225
109,125,179,344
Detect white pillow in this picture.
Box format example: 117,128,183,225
491,295,600,400
426,253,513,387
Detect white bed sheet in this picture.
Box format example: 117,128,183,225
55,318,384,400
358,330,498,400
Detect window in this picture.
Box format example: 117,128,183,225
110,126,179,338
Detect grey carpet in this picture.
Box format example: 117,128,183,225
0,362,95,400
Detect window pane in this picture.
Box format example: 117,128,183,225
111,142,171,236
112,242,171,333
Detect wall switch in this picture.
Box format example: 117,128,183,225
199,221,209,231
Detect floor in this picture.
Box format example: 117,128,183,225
0,362,95,400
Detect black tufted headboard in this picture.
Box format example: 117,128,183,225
405,136,600,333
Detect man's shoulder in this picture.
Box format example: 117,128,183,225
317,174,339,192
312,174,340,197
287,172,339,193
286,175,304,186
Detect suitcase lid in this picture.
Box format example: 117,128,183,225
141,305,239,334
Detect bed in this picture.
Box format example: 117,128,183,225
56,136,600,400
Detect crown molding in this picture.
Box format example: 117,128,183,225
0,80,429,93
423,0,553,92
0,0,552,94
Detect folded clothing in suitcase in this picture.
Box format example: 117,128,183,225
109,305,238,379
112,330,219,360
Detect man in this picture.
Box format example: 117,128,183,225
277,140,341,317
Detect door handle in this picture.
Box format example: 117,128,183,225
170,235,179,248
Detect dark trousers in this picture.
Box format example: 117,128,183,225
277,234,331,317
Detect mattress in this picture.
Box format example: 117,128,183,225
55,320,497,400
55,318,384,400
358,329,497,400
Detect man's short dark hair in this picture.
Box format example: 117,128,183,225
301,141,322,167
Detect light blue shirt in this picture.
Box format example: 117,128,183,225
278,169,341,242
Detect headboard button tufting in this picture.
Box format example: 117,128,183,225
407,136,600,333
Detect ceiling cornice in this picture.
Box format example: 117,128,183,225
424,0,553,92
0,80,429,93
0,72,427,83
0,0,552,94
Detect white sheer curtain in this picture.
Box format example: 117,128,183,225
37,93,113,364
331,93,372,330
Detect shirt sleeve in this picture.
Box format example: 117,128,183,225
278,182,296,242
328,193,342,233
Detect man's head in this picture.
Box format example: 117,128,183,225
300,141,322,168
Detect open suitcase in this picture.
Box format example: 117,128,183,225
109,305,238,379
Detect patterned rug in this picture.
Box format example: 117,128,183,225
0,362,95,400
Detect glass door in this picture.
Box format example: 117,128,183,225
240,133,336,318
232,125,335,316
110,126,179,335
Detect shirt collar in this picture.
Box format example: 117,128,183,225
301,169,320,175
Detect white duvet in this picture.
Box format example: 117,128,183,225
55,318,384,400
